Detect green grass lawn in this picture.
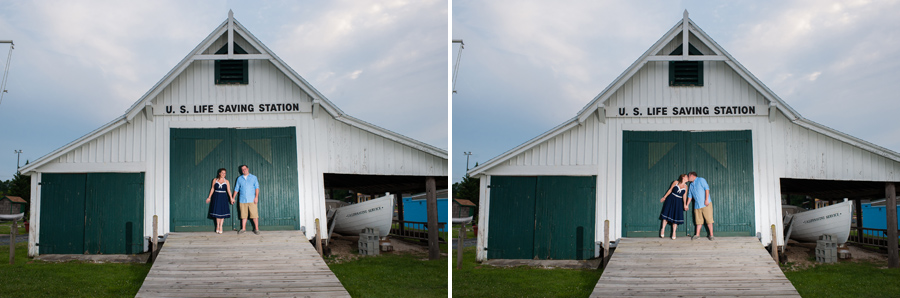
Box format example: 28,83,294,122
328,252,447,297
784,261,900,298
0,222,28,235
450,224,476,239
452,246,604,298
0,242,151,298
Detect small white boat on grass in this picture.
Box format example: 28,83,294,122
783,200,852,244
331,194,394,238
0,212,24,221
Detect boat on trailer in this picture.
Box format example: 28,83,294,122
330,194,395,238
783,200,852,244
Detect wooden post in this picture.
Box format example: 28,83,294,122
151,215,158,262
315,218,323,257
426,177,439,260
9,220,16,264
886,183,898,268
456,223,465,269
855,198,863,242
602,220,609,268
397,190,405,236
771,224,779,263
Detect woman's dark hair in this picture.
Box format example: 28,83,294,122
677,174,688,183
217,168,227,178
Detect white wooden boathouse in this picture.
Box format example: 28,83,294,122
20,12,448,257
468,12,900,262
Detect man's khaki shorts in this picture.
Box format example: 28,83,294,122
240,203,259,219
693,205,714,225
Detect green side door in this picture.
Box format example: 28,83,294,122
534,176,595,260
488,176,596,260
488,176,536,259
40,174,87,254
622,130,755,237
170,127,300,232
40,173,143,254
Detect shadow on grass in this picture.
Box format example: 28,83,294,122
452,246,604,298
784,261,900,298
0,242,151,298
328,252,447,298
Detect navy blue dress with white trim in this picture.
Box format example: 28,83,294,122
209,182,231,218
659,185,685,224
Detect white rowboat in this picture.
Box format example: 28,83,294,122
783,200,852,244
332,194,394,238
0,212,24,221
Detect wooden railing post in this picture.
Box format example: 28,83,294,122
151,215,159,262
9,220,16,264
426,177,439,260
457,223,465,269
602,220,610,268
886,182,898,268
315,218,323,257
771,224,779,262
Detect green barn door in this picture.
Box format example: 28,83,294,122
170,127,299,232
487,176,536,259
686,131,755,236
40,173,87,254
84,173,144,254
170,128,232,232
488,176,596,260
233,127,300,230
622,131,688,237
40,173,144,254
622,130,755,237
534,176,595,260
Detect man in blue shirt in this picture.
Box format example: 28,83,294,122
686,171,714,241
234,164,260,234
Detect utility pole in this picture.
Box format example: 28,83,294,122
452,39,464,94
464,151,472,172
14,149,22,173
0,40,13,108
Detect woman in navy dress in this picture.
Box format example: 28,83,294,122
206,168,235,234
659,174,688,239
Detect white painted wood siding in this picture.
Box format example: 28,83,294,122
657,31,714,55
476,57,900,258
29,58,446,251
154,59,312,109
204,34,262,54
773,113,900,181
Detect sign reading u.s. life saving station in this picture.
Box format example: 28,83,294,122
607,105,767,117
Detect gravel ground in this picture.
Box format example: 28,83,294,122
0,234,28,246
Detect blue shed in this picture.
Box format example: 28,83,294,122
861,200,900,237
402,189,448,232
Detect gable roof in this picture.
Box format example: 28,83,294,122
22,12,446,174
454,199,476,207
468,11,900,177
1,196,27,204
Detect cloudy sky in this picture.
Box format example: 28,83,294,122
452,0,900,182
0,0,448,181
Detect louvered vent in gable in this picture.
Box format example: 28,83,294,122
215,43,249,84
669,44,703,86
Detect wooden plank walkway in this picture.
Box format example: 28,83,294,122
591,237,800,298
136,231,350,297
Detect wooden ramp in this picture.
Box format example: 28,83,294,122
591,237,800,297
137,231,349,297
